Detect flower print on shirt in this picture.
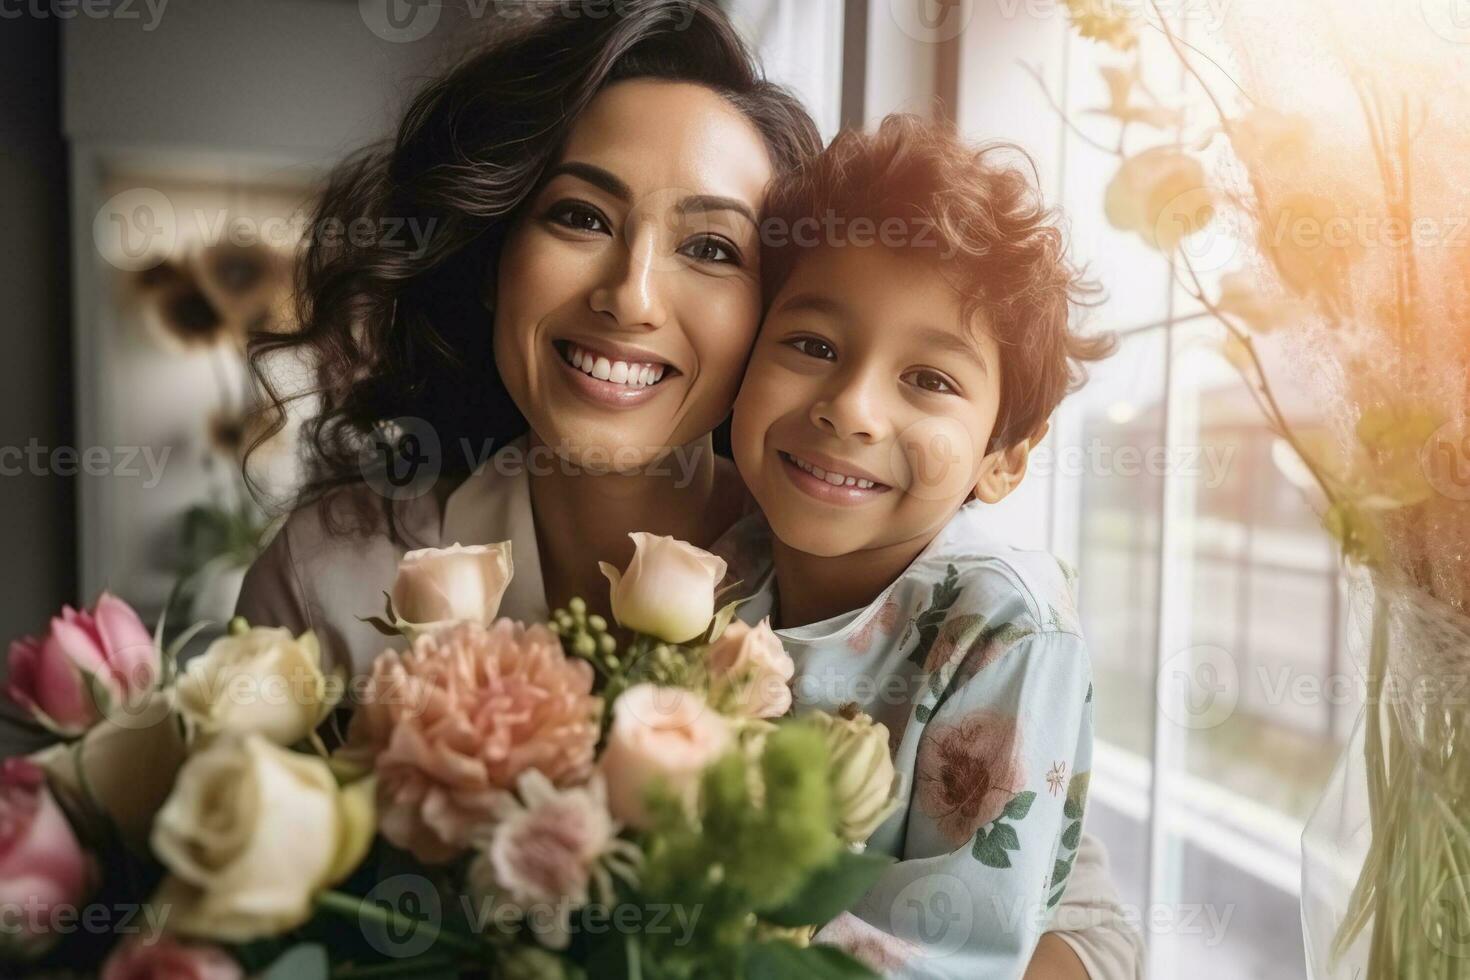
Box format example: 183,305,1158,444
847,595,903,653
914,708,1025,849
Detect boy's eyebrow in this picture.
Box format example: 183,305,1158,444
545,162,757,228
773,293,847,318
912,327,990,376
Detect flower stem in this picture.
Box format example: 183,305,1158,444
315,890,485,957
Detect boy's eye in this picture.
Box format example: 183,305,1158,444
904,369,957,394
678,235,741,266
547,201,611,234
788,337,837,361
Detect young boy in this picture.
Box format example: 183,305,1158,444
726,115,1113,978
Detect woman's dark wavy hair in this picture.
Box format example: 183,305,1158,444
245,0,820,537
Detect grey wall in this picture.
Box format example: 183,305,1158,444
63,0,479,153
0,18,74,640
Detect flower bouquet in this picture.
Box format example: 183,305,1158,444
1,533,901,978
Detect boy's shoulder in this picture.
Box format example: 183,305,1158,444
905,503,1082,638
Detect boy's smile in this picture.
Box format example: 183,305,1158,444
732,243,1028,561
777,449,891,502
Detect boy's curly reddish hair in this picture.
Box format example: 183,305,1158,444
759,114,1112,453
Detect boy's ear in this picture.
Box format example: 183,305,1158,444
973,422,1048,504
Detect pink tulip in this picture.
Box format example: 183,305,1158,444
101,936,242,980
5,592,158,735
0,758,95,958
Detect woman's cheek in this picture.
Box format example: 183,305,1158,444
679,278,762,405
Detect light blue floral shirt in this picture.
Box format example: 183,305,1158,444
721,502,1095,980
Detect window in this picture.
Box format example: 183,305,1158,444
737,3,1341,973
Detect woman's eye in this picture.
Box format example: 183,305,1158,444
547,202,610,235
680,236,740,265
789,337,837,361
905,369,956,394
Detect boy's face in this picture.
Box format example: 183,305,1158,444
732,245,1033,559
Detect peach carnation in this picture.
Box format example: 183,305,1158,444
341,620,601,864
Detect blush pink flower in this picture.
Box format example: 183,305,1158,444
0,758,95,959
101,936,242,980
467,770,640,949
341,621,602,864
6,593,158,735
598,684,732,830
706,619,795,719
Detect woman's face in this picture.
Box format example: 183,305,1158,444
493,78,774,473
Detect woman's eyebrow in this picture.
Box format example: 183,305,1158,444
545,161,631,201
545,162,756,229
678,196,757,229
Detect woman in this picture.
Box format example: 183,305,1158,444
237,4,1141,977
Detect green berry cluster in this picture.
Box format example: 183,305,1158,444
630,640,696,688
548,597,619,675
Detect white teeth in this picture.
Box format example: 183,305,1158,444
561,344,668,389
786,453,878,490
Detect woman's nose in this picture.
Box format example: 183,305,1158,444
588,223,668,331
809,369,890,443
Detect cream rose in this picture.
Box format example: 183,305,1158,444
149,735,375,942
34,690,187,851
598,533,727,643
706,619,795,719
810,710,901,844
390,541,513,629
174,625,336,748
597,684,732,830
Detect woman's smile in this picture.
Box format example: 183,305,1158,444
551,337,678,408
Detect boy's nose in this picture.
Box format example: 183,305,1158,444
809,372,889,443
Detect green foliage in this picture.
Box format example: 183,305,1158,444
906,564,962,668
760,850,894,929
632,723,847,978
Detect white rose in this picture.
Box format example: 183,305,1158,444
597,684,731,830
599,533,727,644
174,626,336,748
149,735,375,942
706,619,795,719
390,541,513,629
